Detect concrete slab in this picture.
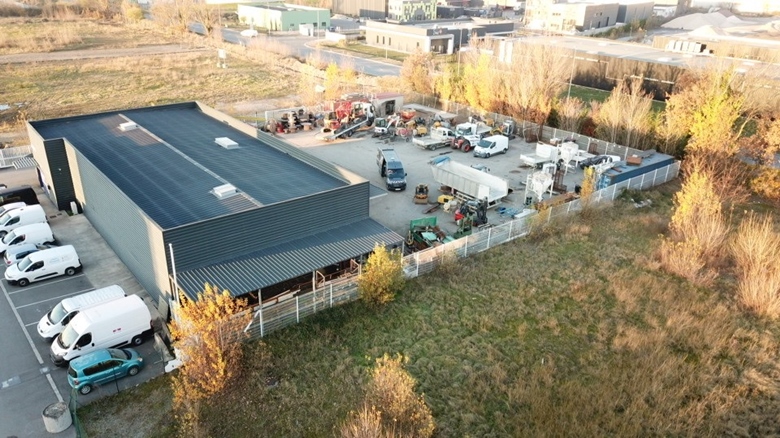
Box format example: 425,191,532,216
278,129,588,238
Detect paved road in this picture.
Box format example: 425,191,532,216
0,45,209,64
193,23,401,77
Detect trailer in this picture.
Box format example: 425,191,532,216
430,157,510,208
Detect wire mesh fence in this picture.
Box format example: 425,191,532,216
238,160,680,341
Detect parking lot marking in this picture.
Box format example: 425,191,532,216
7,273,86,295
0,279,63,403
15,287,96,309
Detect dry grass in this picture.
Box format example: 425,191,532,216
0,51,299,131
730,212,780,318
0,18,176,55
81,187,780,437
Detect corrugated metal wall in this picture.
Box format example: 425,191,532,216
34,138,76,211
71,150,167,304
332,0,386,19
164,182,370,272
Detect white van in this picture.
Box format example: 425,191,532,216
50,294,153,366
37,285,126,339
0,222,54,254
0,201,27,217
4,245,81,287
0,204,46,237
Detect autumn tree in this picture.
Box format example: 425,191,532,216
400,49,436,96
662,64,751,203
461,50,498,112
358,244,405,308
169,283,252,436
555,97,588,134
323,62,343,101
503,41,569,138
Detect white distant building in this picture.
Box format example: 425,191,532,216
688,0,780,14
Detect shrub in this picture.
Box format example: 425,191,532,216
659,170,728,285
730,213,780,319
366,354,435,438
358,244,405,308
340,404,389,438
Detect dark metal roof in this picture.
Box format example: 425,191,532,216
30,104,347,229
175,218,403,299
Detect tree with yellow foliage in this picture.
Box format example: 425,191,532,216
169,283,252,436
358,244,405,308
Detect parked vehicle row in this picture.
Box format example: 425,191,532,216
0,191,150,395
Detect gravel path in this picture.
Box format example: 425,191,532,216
0,44,210,64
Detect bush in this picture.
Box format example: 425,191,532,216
730,213,780,319
366,354,435,438
358,244,405,308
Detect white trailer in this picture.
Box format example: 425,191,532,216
430,158,509,208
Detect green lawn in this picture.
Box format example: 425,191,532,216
318,42,407,63
81,186,780,437
564,84,667,112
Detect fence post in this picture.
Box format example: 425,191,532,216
509,219,513,239
259,305,264,338
567,201,572,214
464,238,469,257
486,227,492,249
666,164,671,182
547,207,552,223
313,289,316,313
653,169,658,186
640,173,645,189
415,252,420,277
330,284,333,307
296,296,299,323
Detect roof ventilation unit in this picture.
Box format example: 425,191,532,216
212,184,238,199
119,122,138,132
215,137,239,149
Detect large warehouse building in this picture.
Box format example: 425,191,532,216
27,102,403,309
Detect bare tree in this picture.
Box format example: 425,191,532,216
503,40,569,138
555,97,587,134
400,49,436,96
621,77,653,149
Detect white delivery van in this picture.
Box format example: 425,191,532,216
4,245,81,287
0,204,47,237
0,222,54,254
37,285,126,339
50,294,153,366
0,201,27,217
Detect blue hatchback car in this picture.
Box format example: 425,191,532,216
67,348,144,395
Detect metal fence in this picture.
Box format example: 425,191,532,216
0,146,32,168
239,160,680,340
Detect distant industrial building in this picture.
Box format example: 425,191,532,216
616,0,653,23
27,102,403,308
524,0,653,32
363,18,514,54
237,1,330,32
388,0,437,22
332,0,387,20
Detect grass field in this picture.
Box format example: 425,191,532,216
564,85,667,113
82,187,780,437
0,20,301,139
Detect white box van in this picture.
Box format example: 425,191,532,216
4,244,81,287
0,222,54,254
37,285,126,339
50,294,153,366
0,204,46,237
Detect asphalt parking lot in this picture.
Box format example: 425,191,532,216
280,125,588,238
0,168,164,438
